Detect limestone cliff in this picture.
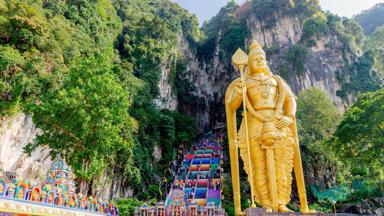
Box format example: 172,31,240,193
0,113,51,180
0,113,135,200
174,1,382,190
0,0,382,200
154,64,178,111
176,1,376,131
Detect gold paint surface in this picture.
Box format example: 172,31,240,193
225,40,314,215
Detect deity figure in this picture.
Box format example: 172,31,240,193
225,41,313,214
30,188,40,202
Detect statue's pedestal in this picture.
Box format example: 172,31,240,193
245,208,332,216
245,207,268,215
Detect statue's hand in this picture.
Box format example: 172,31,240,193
276,116,293,129
235,80,245,94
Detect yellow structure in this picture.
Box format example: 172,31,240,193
225,41,314,214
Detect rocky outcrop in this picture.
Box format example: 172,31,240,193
178,12,353,130
92,169,134,200
281,34,349,110
154,64,178,111
173,8,349,194
0,113,51,180
248,13,352,111
0,1,375,202
339,197,384,215
0,112,135,200
247,15,302,46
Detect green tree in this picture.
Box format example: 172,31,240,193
330,89,384,181
336,50,383,99
116,198,143,216
174,111,196,144
159,110,176,163
301,11,327,40
112,0,201,194
286,44,308,76
354,3,384,35
296,88,341,190
25,56,140,193
367,26,384,74
297,87,340,145
0,0,122,116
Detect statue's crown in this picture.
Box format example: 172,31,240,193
249,40,265,57
249,40,262,50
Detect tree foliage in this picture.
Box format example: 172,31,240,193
114,0,202,96
0,0,121,115
354,3,384,35
286,44,308,76
116,198,143,216
336,50,383,99
296,88,341,191
25,56,140,186
301,12,327,40
297,88,340,146
1,0,200,197
330,89,384,181
113,0,199,194
199,1,247,60
367,26,384,74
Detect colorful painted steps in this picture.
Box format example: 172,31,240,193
165,133,224,210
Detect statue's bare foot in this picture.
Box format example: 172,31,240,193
300,207,317,213
265,207,273,213
278,205,294,212
236,211,245,216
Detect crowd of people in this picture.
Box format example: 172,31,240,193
209,181,221,191
138,132,226,215
170,133,224,204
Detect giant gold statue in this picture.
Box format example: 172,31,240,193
225,41,313,214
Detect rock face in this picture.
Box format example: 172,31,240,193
0,2,373,201
178,12,353,131
339,197,384,215
154,64,178,111
92,169,134,200
0,113,135,200
247,15,302,46
173,5,356,192
0,113,51,180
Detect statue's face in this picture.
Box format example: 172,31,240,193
249,53,267,73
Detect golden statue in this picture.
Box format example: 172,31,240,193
225,40,313,214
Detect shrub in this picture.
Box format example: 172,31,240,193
287,44,308,76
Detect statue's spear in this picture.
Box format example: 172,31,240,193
232,48,256,208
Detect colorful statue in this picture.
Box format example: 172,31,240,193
0,177,5,196
0,156,117,214
0,182,3,195
30,187,41,201
225,40,313,214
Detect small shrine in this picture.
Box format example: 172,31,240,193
46,155,76,193
0,155,118,215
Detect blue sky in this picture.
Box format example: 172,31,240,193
171,0,384,25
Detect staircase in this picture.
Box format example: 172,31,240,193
165,133,224,210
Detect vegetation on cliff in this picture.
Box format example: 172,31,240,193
197,0,384,213
354,3,384,35
1,0,383,214
0,0,200,197
330,89,384,183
